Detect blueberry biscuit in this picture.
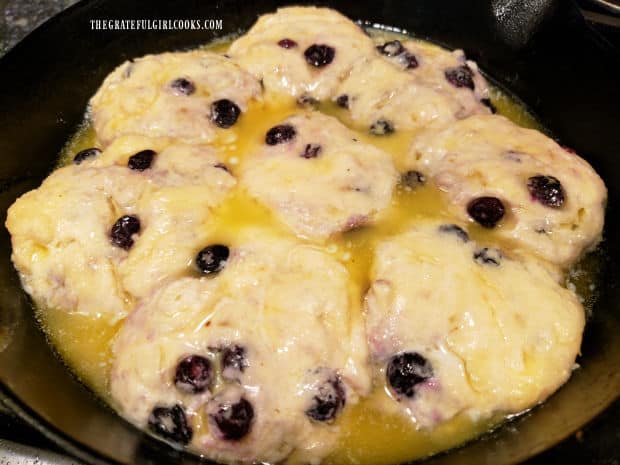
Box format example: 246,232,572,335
6,137,236,321
240,112,398,240
365,220,585,427
90,51,262,146
228,7,376,101
335,39,491,135
408,114,607,267
111,232,371,464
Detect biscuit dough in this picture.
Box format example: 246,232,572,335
90,51,262,146
241,112,398,240
228,6,376,101
408,115,607,267
365,220,585,427
111,232,371,464
335,39,490,133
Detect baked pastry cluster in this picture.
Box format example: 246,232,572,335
6,6,606,465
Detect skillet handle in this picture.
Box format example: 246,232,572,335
489,0,561,49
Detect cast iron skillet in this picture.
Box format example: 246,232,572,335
0,1,618,464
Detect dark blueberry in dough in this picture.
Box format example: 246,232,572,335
304,44,335,67
128,149,156,171
174,355,213,394
278,38,298,49
148,404,193,444
467,197,505,228
110,215,140,250
265,124,296,145
73,147,101,165
297,94,319,108
527,175,565,209
222,345,248,374
370,119,395,136
306,376,346,422
445,65,475,90
169,77,196,96
480,98,496,113
336,94,349,109
400,170,425,189
209,397,254,440
301,144,322,159
211,99,241,129
402,52,419,69
473,247,502,266
387,352,433,398
438,224,469,242
196,245,229,275
376,40,405,57
213,162,231,174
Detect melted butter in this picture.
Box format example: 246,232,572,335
37,308,121,398
37,31,600,465
326,386,499,465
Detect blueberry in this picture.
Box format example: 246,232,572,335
169,77,195,96
297,94,319,108
527,175,565,209
301,144,322,159
467,197,505,228
196,245,229,275
480,98,497,113
386,352,433,398
278,38,298,49
110,215,140,250
148,404,193,445
208,397,254,440
304,44,335,67
211,99,241,129
445,65,475,90
213,162,231,174
336,94,349,109
127,149,156,171
265,124,296,145
370,119,395,136
438,224,469,242
73,147,101,165
174,355,212,394
473,247,502,266
306,376,346,422
400,170,425,190
222,345,248,375
376,40,405,57
402,52,419,69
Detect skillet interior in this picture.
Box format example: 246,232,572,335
0,1,618,464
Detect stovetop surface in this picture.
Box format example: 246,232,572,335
0,1,618,464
